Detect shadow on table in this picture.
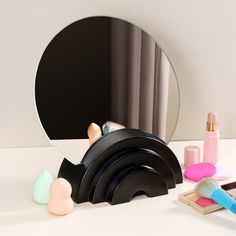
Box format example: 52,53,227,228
169,200,236,231
0,178,118,226
0,180,57,225
0,208,56,226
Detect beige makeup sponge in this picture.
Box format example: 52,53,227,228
48,178,74,216
87,122,102,145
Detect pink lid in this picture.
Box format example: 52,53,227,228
184,145,200,168
184,163,216,182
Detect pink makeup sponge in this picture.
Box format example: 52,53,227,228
184,163,216,182
48,178,74,216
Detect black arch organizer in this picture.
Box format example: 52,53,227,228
58,128,183,205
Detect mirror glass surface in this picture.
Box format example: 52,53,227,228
35,16,180,150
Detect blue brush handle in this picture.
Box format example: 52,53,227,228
231,203,236,214
211,188,236,214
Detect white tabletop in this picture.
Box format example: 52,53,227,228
0,139,236,235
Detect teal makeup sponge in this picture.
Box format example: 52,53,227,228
33,170,55,204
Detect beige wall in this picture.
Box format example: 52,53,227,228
0,0,236,147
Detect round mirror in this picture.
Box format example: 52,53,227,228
35,16,180,152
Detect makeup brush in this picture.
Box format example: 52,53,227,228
195,178,236,214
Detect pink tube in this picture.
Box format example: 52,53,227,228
203,112,219,164
203,130,219,164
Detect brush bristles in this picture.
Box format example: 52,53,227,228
194,178,221,198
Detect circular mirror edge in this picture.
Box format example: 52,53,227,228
34,15,180,144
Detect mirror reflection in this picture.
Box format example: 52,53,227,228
35,16,179,144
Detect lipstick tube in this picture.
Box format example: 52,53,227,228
203,112,219,164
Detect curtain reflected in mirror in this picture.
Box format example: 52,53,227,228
35,16,180,143
111,19,172,141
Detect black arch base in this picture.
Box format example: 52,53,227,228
58,128,183,205
107,165,168,205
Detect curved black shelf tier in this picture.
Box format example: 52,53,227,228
58,158,86,202
90,148,175,204
107,165,168,205
58,128,182,205
78,129,182,203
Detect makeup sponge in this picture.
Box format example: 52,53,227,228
213,165,232,181
48,178,74,216
184,163,216,182
33,170,55,204
87,123,102,145
102,121,125,135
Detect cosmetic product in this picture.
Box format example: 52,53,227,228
33,170,55,204
203,112,219,164
179,190,232,215
102,121,125,135
195,178,236,214
48,178,74,216
222,181,236,195
87,123,102,145
212,165,232,181
179,182,236,214
184,163,216,182
184,145,200,168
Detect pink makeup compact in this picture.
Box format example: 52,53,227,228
179,182,236,215
184,163,216,182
